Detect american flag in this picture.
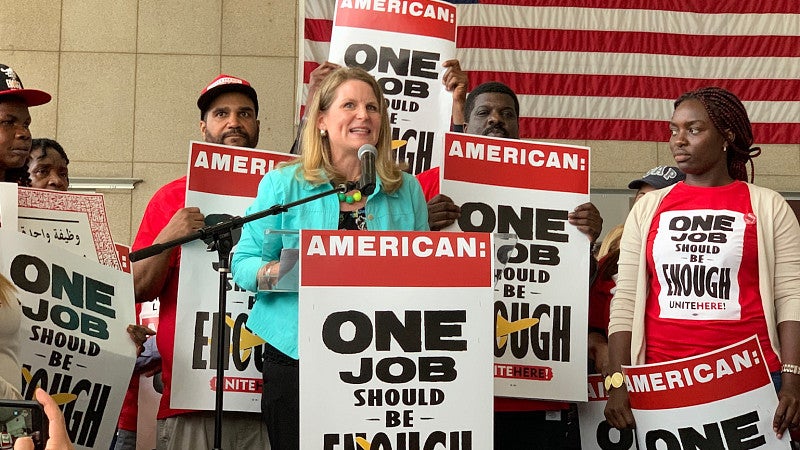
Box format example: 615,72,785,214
301,0,800,144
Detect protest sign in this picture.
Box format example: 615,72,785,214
18,187,120,270
0,230,136,450
298,230,494,449
171,141,295,411
624,335,789,449
328,0,456,174
440,131,591,402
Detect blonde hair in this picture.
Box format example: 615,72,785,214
0,274,15,307
596,224,624,260
288,67,404,193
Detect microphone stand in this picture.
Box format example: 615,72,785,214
129,184,346,450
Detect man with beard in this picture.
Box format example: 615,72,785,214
130,74,269,450
417,79,599,449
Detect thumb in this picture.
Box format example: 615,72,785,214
13,436,34,450
34,388,72,447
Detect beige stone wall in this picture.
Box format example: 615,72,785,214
2,0,298,245
3,2,798,245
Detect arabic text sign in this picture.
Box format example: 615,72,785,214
18,188,120,269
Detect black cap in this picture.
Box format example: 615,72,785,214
197,74,258,119
0,64,51,106
628,166,686,190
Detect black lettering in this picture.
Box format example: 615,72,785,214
52,265,84,308
418,356,457,382
85,277,115,319
340,357,372,384
677,423,723,448
375,311,421,352
409,50,439,79
721,410,765,450
377,46,410,76
535,208,569,242
192,312,209,369
596,420,634,449
344,44,377,70
376,357,416,383
458,202,495,232
424,310,466,351
645,429,681,449
531,304,550,360
323,310,373,354
10,254,49,294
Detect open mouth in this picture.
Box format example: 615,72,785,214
350,127,371,135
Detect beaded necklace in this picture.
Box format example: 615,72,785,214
334,180,362,204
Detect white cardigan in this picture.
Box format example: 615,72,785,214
608,182,800,365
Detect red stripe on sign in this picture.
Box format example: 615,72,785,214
624,336,769,410
517,118,800,145
300,230,493,287
458,27,800,57
466,71,800,102
187,144,295,196
587,374,609,401
304,18,333,41
334,0,456,41
443,133,589,194
474,0,799,13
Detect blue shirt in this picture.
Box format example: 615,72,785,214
231,164,429,358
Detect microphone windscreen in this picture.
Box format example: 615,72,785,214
357,144,378,195
358,144,377,159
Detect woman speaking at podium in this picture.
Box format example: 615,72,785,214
232,66,428,449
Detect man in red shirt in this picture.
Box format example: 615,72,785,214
416,76,602,449
131,74,269,450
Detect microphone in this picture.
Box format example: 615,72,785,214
358,144,377,195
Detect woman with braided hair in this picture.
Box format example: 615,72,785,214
604,87,800,439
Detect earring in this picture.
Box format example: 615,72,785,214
723,145,727,152
320,129,327,137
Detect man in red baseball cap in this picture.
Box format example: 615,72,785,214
0,64,51,184
197,74,260,148
128,73,268,450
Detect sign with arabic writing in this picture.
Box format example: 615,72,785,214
17,187,121,270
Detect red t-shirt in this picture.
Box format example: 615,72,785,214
117,304,143,431
117,376,140,431
588,254,617,336
644,181,779,371
415,167,440,203
131,176,193,419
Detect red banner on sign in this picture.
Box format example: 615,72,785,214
301,230,493,287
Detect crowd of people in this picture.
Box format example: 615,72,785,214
1,49,799,450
